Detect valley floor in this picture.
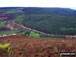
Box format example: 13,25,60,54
0,35,76,57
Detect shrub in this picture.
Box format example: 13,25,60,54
0,43,13,55
29,31,40,38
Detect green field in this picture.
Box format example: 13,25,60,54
0,30,67,38
0,21,6,28
0,31,18,35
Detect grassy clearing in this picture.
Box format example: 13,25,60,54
0,30,18,35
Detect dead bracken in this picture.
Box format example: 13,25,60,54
0,35,76,57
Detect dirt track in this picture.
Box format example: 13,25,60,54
0,35,76,57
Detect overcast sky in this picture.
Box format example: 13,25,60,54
0,0,76,10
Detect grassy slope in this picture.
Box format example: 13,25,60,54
0,7,76,35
